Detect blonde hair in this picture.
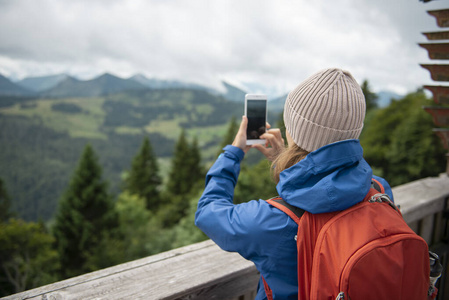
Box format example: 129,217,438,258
272,143,309,183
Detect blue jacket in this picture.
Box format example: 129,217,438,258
195,140,393,300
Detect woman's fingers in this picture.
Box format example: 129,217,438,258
252,128,285,161
267,128,282,140
262,129,284,150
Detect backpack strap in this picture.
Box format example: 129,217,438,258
371,178,385,193
262,277,274,300
262,197,305,299
266,197,305,225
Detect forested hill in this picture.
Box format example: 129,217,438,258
0,88,248,221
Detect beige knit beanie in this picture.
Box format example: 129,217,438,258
284,68,366,152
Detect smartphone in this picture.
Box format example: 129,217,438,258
245,94,267,145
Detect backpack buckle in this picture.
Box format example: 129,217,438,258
368,193,390,203
369,193,400,212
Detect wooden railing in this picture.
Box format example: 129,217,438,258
3,174,449,300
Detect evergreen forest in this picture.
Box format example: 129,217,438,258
0,83,446,297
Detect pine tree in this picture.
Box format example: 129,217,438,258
188,137,204,185
0,178,13,223
361,80,378,112
124,136,161,210
52,144,119,279
160,131,204,227
166,130,194,196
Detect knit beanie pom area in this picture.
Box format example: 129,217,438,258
283,68,366,152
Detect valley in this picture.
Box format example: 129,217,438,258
0,88,257,221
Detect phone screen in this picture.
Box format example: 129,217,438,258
246,99,267,140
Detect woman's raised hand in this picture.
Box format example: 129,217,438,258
252,127,285,162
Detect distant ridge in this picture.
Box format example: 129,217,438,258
268,93,287,113
133,74,252,102
129,75,249,102
42,73,148,98
0,74,34,96
17,74,68,92
221,81,246,102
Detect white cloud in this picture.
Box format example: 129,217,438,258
0,0,448,97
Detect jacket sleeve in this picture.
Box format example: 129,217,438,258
195,145,289,260
196,145,243,216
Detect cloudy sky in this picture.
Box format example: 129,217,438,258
0,0,447,97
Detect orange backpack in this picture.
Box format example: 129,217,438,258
264,179,430,300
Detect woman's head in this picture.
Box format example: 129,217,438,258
283,68,366,152
271,68,365,182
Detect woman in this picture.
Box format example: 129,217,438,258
195,68,393,299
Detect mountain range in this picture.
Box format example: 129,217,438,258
0,72,249,103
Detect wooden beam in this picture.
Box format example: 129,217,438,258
2,240,260,300
419,43,449,60
422,31,449,41
428,9,449,28
392,175,449,224
423,85,449,105
421,64,449,82
423,106,449,126
433,128,449,149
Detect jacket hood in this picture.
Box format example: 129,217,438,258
276,139,372,214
